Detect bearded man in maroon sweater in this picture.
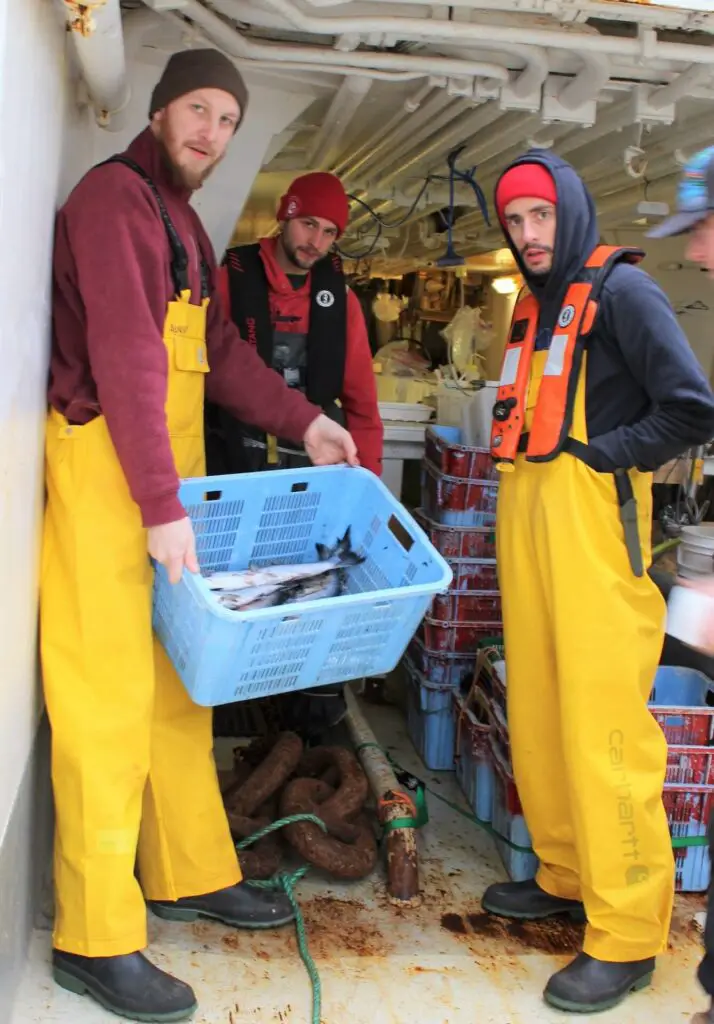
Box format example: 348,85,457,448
41,49,358,1022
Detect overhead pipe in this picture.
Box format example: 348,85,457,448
491,44,549,99
357,95,470,184
405,80,439,113
555,99,634,159
649,65,714,110
483,122,575,173
166,10,437,84
179,1,511,83
376,101,504,195
444,111,540,174
305,76,372,169
219,1,551,99
346,91,458,183
261,0,714,68
580,109,714,186
596,172,679,219
587,154,679,198
62,0,130,130
639,111,714,163
557,53,611,111
333,82,443,178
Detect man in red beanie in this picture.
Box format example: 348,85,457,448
207,171,383,477
481,148,714,1013
207,171,383,742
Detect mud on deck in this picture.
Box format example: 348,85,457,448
12,703,710,1024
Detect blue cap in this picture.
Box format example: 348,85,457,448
647,145,714,239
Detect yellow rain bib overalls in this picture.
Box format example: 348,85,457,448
494,254,674,962
40,159,241,957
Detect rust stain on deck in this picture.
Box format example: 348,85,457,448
441,912,468,935
440,910,584,955
294,895,396,959
468,912,584,955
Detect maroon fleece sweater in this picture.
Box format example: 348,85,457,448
50,128,319,527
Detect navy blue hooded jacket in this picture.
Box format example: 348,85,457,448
494,149,714,472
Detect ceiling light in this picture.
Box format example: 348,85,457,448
492,276,518,295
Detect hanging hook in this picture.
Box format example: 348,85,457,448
624,145,648,179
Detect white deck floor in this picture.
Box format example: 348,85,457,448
11,702,710,1024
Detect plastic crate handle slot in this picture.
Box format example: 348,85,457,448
204,490,222,501
291,482,309,492
388,514,414,552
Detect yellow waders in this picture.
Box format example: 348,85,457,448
496,349,674,962
40,290,241,957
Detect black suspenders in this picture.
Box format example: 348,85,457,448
101,156,210,300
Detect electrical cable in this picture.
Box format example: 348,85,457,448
337,145,491,261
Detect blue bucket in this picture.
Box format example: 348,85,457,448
650,666,713,707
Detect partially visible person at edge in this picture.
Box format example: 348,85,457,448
647,145,714,1024
42,48,359,1024
206,171,383,478
479,148,714,1014
207,171,383,743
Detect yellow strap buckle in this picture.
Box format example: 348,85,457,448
266,434,279,465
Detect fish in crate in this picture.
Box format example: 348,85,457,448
206,528,364,611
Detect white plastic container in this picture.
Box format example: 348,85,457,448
436,381,498,441
666,582,714,655
378,402,433,424
677,524,714,578
461,383,499,447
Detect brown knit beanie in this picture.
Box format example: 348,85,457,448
149,49,248,130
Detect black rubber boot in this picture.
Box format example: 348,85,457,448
482,878,586,922
148,882,294,930
544,952,655,1013
52,950,197,1022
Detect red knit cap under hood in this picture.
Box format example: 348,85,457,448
495,163,557,222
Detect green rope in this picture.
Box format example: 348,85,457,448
355,743,710,853
652,537,681,559
236,813,327,1024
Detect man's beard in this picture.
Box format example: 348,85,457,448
282,236,323,272
156,128,220,191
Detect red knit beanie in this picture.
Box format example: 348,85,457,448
495,164,557,221
277,172,350,237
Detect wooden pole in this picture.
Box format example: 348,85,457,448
343,683,421,906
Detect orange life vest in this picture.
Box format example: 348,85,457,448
490,245,644,471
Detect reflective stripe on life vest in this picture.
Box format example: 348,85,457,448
490,245,644,469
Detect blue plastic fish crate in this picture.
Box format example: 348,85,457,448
649,666,714,746
453,688,494,823
406,636,476,688
152,466,452,706
490,738,538,883
405,657,457,771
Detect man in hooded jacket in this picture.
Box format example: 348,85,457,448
481,149,714,1013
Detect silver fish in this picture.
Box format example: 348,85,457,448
206,528,362,593
216,584,284,611
209,530,362,612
